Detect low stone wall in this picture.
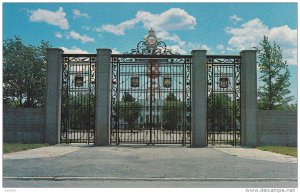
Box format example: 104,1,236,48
3,108,45,143
3,108,297,146
257,110,297,147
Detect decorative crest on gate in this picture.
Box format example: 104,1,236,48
127,28,179,55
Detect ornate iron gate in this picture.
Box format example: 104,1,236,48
110,29,192,145
61,54,96,144
207,55,241,146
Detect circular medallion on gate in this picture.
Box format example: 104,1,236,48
145,28,159,48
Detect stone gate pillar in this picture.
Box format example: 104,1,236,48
45,48,64,145
191,50,207,147
95,49,112,146
240,50,257,146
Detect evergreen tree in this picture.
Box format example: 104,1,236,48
257,36,293,110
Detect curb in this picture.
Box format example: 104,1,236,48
214,148,298,164
3,177,298,182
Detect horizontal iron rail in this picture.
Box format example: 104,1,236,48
207,55,241,58
111,54,192,58
62,54,240,59
62,54,240,58
62,54,97,57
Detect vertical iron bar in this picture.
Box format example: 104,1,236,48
117,58,120,145
149,61,153,145
183,61,186,146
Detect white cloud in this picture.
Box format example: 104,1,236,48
167,45,187,55
97,8,196,36
156,31,185,46
217,44,225,50
225,18,269,50
229,14,243,25
155,31,210,54
60,46,90,54
268,25,297,64
61,46,120,54
216,44,226,54
225,18,297,65
95,8,199,54
136,8,196,31
111,48,121,54
268,25,297,47
55,32,63,39
185,42,211,52
226,47,234,51
98,18,139,35
29,7,69,30
82,26,91,31
69,30,95,43
172,42,211,54
93,8,205,55
73,9,90,19
216,44,237,54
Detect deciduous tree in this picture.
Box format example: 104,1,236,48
161,92,183,130
3,37,52,107
119,92,142,129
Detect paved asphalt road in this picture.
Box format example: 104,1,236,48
2,145,297,188
3,179,297,188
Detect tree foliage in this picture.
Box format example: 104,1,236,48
207,93,234,130
119,92,142,128
62,93,95,130
275,103,297,111
257,36,293,110
161,93,183,130
3,37,52,108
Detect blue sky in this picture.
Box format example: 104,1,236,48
2,2,298,101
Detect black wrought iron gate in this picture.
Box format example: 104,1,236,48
59,29,242,147
61,54,96,144
110,31,191,145
207,55,241,146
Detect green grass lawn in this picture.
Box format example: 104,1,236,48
256,146,297,157
3,143,49,154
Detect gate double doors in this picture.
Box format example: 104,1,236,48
111,54,192,145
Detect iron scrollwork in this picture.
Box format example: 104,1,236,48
61,55,96,144
110,29,191,145
126,28,179,55
207,55,241,146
